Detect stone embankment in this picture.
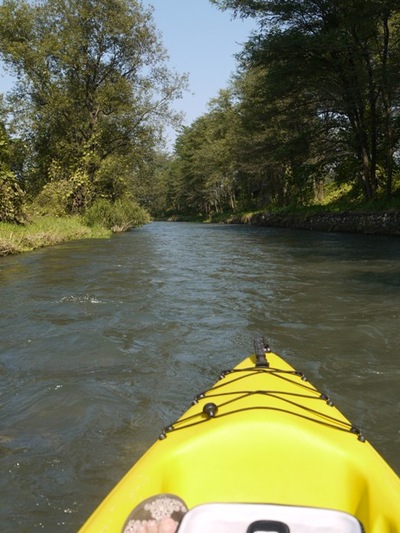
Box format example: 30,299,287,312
229,211,400,236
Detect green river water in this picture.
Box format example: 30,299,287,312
0,222,399,531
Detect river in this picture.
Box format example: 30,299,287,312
0,222,399,532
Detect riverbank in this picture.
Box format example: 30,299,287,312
2,209,399,258
0,216,112,256
225,210,400,236
1,196,151,256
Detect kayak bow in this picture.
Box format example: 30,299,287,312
80,336,400,532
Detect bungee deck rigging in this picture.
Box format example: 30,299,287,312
159,335,365,441
80,335,400,533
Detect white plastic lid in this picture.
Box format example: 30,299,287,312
177,503,363,533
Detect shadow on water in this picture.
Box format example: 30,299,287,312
0,222,399,531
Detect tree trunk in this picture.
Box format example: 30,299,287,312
381,10,394,198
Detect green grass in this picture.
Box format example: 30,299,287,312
238,184,400,219
0,215,112,256
310,182,400,213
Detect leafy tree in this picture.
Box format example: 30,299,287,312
233,64,325,209
172,118,210,215
166,89,242,217
0,0,187,207
0,167,25,223
212,0,400,201
202,90,240,212
130,151,173,217
0,111,25,222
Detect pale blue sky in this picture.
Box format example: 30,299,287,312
143,0,255,128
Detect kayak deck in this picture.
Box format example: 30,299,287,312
80,343,400,532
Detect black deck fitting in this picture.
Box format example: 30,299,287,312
254,334,270,368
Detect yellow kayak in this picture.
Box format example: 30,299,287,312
80,336,400,532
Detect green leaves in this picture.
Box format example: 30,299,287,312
0,0,187,215
166,88,242,217
84,197,150,232
166,0,400,217
0,167,25,223
0,114,25,223
212,0,400,203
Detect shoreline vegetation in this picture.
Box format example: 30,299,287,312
2,202,398,258
225,209,400,236
0,216,112,257
167,194,400,236
0,197,151,256
2,1,400,256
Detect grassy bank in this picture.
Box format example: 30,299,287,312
0,216,112,256
204,190,400,224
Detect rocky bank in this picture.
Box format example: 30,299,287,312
229,210,400,236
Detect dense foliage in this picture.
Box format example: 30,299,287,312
0,112,25,223
0,0,186,223
2,0,400,226
165,0,400,218
84,197,150,232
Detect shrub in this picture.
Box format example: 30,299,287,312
0,167,25,223
83,198,115,228
84,197,150,232
30,180,73,216
31,170,93,216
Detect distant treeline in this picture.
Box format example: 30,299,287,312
163,0,400,218
1,0,400,225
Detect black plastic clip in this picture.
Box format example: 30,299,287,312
351,426,366,442
192,392,205,405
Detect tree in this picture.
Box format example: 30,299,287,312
192,89,240,214
0,0,187,207
0,102,25,222
171,118,210,216
212,0,400,201
233,64,325,208
166,89,241,217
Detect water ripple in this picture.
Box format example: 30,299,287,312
1,222,399,531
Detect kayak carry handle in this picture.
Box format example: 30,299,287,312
247,520,289,533
254,334,270,368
